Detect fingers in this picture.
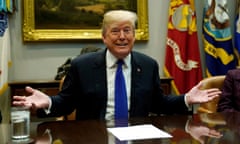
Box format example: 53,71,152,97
12,101,24,106
205,88,221,96
206,88,221,93
12,100,32,108
12,86,36,109
193,88,222,103
207,89,222,98
13,95,26,101
207,129,223,138
12,95,31,108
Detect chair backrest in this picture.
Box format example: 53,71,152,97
59,75,65,91
197,75,226,113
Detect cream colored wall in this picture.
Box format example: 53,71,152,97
8,0,238,81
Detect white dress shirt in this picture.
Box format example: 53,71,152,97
105,50,131,120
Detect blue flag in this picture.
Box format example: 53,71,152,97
203,0,237,77
235,7,240,64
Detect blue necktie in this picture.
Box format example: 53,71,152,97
114,60,128,119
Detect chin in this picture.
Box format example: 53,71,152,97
119,51,130,58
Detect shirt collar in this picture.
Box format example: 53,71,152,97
106,49,131,68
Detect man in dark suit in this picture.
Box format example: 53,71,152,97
13,10,221,120
217,69,240,112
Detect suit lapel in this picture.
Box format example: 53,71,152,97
90,50,108,118
92,50,107,96
130,52,143,104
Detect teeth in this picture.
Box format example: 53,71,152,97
117,44,127,46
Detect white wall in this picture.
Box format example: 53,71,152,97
8,0,238,81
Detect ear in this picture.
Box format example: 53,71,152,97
102,34,107,44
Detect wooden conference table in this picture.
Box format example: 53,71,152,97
1,112,240,144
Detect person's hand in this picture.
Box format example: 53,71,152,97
185,81,222,105
186,121,222,144
12,86,50,112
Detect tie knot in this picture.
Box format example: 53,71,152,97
117,59,124,66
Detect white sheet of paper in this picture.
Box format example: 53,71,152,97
107,124,172,141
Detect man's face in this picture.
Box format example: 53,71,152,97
102,21,135,59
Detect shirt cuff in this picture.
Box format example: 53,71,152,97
185,119,191,133
184,94,192,111
44,97,52,115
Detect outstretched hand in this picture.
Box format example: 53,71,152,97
12,86,50,112
186,81,222,105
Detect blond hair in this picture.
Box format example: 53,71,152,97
102,10,137,35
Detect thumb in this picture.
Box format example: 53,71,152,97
194,81,203,89
25,86,35,94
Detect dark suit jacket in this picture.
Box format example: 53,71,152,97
217,69,240,112
38,49,189,120
0,110,2,123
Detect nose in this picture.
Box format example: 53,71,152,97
119,30,126,39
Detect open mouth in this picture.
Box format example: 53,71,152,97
116,43,128,47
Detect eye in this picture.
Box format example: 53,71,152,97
110,28,133,36
123,28,132,34
111,29,120,35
